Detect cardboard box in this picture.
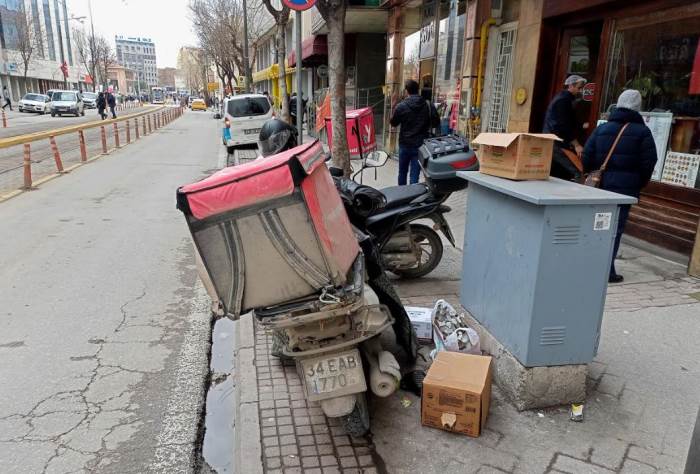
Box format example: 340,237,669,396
405,306,433,341
472,133,561,180
421,352,492,437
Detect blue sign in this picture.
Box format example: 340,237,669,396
282,0,315,11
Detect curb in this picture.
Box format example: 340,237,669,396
232,315,263,474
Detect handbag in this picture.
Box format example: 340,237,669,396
584,123,629,188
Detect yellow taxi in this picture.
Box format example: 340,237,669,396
190,98,207,111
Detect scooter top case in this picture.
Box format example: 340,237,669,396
177,140,360,318
419,135,479,194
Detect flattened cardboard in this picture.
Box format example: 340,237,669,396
473,132,561,180
421,352,492,437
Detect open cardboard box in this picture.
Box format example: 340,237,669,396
472,132,561,180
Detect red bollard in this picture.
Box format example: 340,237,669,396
147,115,152,133
78,130,87,162
142,116,147,136
100,126,108,153
49,136,64,172
2,109,6,128
113,122,120,148
126,119,131,143
135,118,140,139
23,143,32,189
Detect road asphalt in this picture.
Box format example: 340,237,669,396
0,110,217,473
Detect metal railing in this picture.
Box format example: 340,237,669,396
0,105,185,199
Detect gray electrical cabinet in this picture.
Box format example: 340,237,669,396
457,172,637,367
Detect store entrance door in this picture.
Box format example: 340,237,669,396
553,23,603,143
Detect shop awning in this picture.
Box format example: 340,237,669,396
288,35,328,68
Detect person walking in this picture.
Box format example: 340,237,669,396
96,92,107,120
543,75,587,180
2,85,12,111
107,92,117,119
583,89,657,283
390,79,440,185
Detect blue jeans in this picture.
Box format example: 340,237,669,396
610,205,631,278
398,146,421,185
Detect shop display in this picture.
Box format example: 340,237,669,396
661,151,700,188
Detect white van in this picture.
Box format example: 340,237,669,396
222,94,273,153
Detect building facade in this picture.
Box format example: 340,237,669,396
115,35,157,90
157,67,177,89
107,64,136,94
0,0,86,101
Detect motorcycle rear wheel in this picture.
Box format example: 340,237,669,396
390,224,443,279
341,392,370,438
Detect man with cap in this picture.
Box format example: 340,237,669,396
543,75,587,180
583,89,657,283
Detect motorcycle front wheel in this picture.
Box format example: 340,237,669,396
390,224,443,279
341,392,370,438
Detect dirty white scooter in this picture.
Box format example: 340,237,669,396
177,140,417,436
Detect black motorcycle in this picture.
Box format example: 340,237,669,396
331,135,478,279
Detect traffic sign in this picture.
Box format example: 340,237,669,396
582,82,596,102
282,0,316,11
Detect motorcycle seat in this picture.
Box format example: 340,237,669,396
380,184,428,210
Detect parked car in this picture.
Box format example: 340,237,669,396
50,90,85,117
46,89,56,101
18,93,50,114
222,94,273,153
190,98,207,111
82,91,97,109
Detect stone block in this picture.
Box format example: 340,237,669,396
463,311,587,410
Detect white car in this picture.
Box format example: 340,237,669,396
222,94,273,153
50,90,85,117
18,93,50,114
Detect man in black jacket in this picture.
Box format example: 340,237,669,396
390,80,439,185
543,75,587,180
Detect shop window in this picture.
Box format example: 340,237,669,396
433,0,466,135
601,15,700,189
483,23,517,133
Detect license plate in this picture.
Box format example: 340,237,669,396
244,128,261,135
301,349,366,401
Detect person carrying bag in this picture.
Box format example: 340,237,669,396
582,89,657,283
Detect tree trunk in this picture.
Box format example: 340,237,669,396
324,3,351,176
277,24,290,123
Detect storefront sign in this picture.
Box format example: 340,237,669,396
419,0,437,60
582,83,596,102
661,151,700,188
207,82,219,91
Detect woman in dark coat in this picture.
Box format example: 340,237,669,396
96,92,107,120
582,89,657,283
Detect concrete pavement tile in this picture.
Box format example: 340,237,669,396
278,424,294,435
339,456,358,468
553,454,615,473
318,444,334,455
301,445,319,456
313,424,330,434
280,434,296,445
299,434,315,446
276,399,291,408
315,433,332,444
281,444,298,456
620,459,656,474
333,435,351,446
336,445,354,457
283,454,301,467
305,469,323,474
296,425,312,435
264,436,280,447
597,373,625,398
590,438,629,470
320,454,339,466
302,455,321,467
265,446,281,457
277,415,293,425
357,455,373,467
322,467,341,474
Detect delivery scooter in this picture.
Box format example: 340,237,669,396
177,140,416,437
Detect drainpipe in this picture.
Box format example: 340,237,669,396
471,18,498,131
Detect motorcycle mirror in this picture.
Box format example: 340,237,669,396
363,150,389,169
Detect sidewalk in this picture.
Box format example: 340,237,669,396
232,161,700,473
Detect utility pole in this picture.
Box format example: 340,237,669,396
56,0,68,88
295,11,302,143
242,0,251,93
88,0,97,90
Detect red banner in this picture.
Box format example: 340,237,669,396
690,42,700,95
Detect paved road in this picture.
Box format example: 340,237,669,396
0,111,219,472
0,105,146,140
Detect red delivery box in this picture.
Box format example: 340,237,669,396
176,140,359,318
325,107,377,160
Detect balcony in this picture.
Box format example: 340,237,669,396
311,2,387,34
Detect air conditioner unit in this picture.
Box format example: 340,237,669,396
491,0,503,19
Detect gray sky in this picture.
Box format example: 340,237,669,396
69,0,198,68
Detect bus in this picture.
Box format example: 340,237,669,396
151,87,164,104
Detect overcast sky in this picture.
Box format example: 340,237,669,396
69,0,198,68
